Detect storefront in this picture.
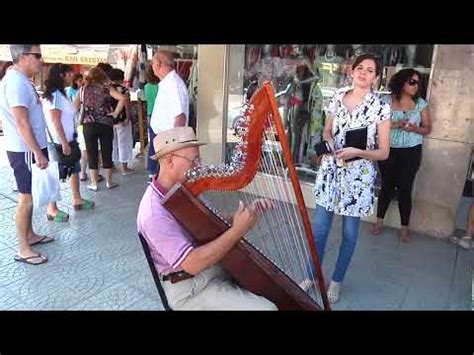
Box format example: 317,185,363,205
195,45,473,238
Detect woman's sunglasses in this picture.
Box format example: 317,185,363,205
407,79,419,86
23,52,42,60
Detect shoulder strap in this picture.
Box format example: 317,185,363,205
77,86,85,127
45,124,55,143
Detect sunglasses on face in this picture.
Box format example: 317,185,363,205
407,79,419,86
23,52,42,60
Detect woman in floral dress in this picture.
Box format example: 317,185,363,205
311,54,391,303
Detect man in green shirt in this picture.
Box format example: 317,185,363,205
144,63,160,182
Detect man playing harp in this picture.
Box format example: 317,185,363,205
137,127,277,310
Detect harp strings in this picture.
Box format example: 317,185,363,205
239,112,321,302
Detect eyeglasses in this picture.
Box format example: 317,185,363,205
407,79,419,86
171,154,202,166
23,52,42,60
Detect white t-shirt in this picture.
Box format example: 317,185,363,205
42,90,78,144
150,70,189,134
0,68,47,152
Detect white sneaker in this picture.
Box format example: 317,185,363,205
458,236,473,249
298,279,314,292
327,281,342,304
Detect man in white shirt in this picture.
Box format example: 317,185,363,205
0,44,54,265
150,50,189,133
149,50,189,170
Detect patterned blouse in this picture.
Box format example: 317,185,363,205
382,96,427,148
81,84,114,126
313,87,392,217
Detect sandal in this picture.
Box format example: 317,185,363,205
46,210,69,222
371,222,383,236
87,184,98,192
29,235,55,246
122,169,135,176
398,229,410,243
14,253,48,265
73,199,95,211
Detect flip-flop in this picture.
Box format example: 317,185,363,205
46,210,69,222
122,170,135,176
29,235,55,246
106,182,119,189
14,253,48,265
73,199,95,211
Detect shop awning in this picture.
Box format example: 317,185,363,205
0,45,12,61
0,45,111,65
41,45,110,65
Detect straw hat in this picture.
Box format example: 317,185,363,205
150,127,206,161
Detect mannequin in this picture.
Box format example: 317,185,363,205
405,45,417,66
317,45,345,88
247,45,283,90
352,44,364,57
280,46,319,165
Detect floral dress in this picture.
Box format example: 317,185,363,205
313,87,391,217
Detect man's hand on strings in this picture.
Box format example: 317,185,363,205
249,198,276,213
232,200,257,236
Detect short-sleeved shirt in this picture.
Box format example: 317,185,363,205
313,87,392,217
109,83,129,124
42,90,78,144
81,84,114,126
150,70,189,134
382,96,428,148
0,68,47,152
137,177,195,275
66,86,78,102
144,83,158,117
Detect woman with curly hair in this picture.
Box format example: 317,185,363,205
371,68,432,242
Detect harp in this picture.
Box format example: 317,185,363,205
162,82,330,310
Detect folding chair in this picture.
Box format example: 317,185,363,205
137,232,172,311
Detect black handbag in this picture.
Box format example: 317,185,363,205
46,129,82,167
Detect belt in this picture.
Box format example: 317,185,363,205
161,271,195,284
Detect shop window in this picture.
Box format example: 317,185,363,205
224,44,435,184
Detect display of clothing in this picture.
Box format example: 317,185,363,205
138,44,147,91
188,60,198,104
317,53,346,88
247,56,284,90
306,81,325,157
245,45,261,72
